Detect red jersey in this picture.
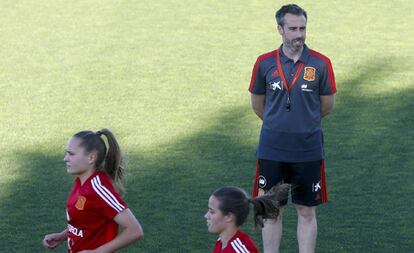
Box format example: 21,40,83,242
212,231,259,253
66,171,127,252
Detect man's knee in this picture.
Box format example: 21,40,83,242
295,205,316,221
263,218,281,226
264,207,284,224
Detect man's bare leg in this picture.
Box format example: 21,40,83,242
262,208,284,253
295,204,317,253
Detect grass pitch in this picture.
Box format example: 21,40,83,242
0,0,413,252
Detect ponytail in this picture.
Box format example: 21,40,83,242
249,184,289,227
212,184,288,228
97,128,125,195
73,128,126,194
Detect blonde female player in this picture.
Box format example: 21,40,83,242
205,185,287,253
42,129,143,253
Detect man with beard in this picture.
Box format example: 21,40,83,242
248,4,336,253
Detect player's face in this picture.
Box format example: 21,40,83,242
278,13,307,53
204,195,230,234
64,137,94,175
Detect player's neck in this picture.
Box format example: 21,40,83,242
78,168,96,185
219,226,238,249
282,44,303,63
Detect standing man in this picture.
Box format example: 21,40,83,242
248,4,336,253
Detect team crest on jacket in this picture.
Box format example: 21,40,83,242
303,67,316,81
271,69,279,77
75,196,87,210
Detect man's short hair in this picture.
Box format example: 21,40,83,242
275,4,307,26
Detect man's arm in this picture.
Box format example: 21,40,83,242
251,94,265,120
320,94,335,117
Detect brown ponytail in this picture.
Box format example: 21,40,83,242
249,184,289,227
98,128,125,194
73,128,125,194
212,184,288,228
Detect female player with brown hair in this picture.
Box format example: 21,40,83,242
42,129,143,252
205,184,287,253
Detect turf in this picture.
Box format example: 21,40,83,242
0,0,413,252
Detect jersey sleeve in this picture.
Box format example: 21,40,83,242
230,237,259,253
91,174,127,219
319,58,337,95
248,56,266,94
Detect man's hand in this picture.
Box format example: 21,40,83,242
251,94,265,120
320,95,335,117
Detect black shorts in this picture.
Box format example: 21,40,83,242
252,159,328,206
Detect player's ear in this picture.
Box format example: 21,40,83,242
277,24,284,35
87,151,97,165
225,212,236,223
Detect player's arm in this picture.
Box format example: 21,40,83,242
42,229,67,249
83,208,143,253
251,94,265,120
320,94,335,117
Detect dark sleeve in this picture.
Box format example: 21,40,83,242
319,58,337,95
248,57,266,94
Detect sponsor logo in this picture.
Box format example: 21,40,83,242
303,67,316,81
68,224,84,238
75,196,86,210
312,181,321,192
269,81,282,91
258,175,267,188
271,69,279,77
301,83,313,92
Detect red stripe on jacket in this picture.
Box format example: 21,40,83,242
248,50,277,92
309,50,337,94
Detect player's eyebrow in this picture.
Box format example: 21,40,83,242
65,150,75,155
288,25,306,29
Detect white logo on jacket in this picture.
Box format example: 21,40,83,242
269,81,282,91
258,175,267,188
301,83,313,92
312,181,321,192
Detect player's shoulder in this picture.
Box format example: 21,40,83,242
89,171,117,193
95,170,112,181
256,49,278,63
88,171,126,210
229,231,259,253
308,48,333,67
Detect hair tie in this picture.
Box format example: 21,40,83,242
96,130,108,156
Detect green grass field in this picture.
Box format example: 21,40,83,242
1,0,413,252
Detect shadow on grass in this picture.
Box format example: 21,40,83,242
0,151,72,253
0,106,260,253
1,57,413,253
319,56,414,252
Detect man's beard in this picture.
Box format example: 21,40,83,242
286,38,304,52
